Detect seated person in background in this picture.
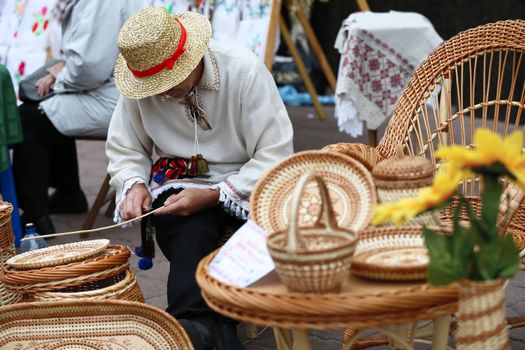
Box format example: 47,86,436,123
106,7,294,350
13,0,147,234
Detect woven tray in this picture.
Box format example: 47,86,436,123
7,239,110,270
251,150,376,234
196,250,457,329
351,226,428,281
0,300,193,349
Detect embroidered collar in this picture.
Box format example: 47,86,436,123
197,49,220,91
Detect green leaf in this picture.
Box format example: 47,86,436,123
423,227,470,285
475,235,520,280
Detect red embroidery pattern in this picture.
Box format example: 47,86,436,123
340,29,415,113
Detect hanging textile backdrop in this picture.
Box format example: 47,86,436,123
151,0,276,61
0,0,277,100
0,0,60,98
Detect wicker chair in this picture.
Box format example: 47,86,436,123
325,19,525,246
323,19,525,349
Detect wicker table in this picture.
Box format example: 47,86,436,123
196,251,458,350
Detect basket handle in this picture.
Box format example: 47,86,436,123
287,172,339,254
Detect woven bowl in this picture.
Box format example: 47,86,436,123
351,226,428,281
268,173,357,293
7,239,110,270
251,150,376,234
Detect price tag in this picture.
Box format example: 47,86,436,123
208,220,274,287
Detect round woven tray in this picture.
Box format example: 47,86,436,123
196,251,457,329
351,226,428,281
250,150,376,235
0,300,193,349
7,239,110,270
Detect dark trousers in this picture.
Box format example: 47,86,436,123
12,102,81,221
151,189,244,320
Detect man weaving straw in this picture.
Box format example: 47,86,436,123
106,7,293,349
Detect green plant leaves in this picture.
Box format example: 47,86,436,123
424,226,472,286
423,175,520,285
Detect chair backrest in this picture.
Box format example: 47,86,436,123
377,20,525,198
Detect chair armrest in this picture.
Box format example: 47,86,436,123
321,143,384,170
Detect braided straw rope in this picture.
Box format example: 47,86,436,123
0,300,193,349
196,251,457,329
456,279,509,350
351,226,428,281
30,269,144,303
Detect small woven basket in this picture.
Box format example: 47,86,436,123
372,152,435,226
267,173,357,293
0,202,20,306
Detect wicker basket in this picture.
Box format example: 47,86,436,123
0,243,144,302
0,201,20,306
29,269,144,302
0,300,193,349
372,153,435,226
351,226,428,281
456,279,509,350
267,173,357,293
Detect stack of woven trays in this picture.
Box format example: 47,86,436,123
0,201,21,306
0,239,144,303
372,154,435,226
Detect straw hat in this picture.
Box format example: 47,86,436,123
114,7,211,99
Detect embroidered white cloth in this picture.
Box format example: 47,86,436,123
334,11,443,137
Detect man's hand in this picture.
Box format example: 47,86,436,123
155,188,220,217
35,74,55,97
46,61,64,78
119,183,152,220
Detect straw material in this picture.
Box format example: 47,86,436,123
0,299,193,349
114,8,211,99
0,244,143,305
0,202,19,306
351,226,428,281
321,143,384,170
29,270,144,303
6,239,110,270
196,251,457,329
0,202,14,250
456,279,509,350
267,173,357,293
251,150,376,235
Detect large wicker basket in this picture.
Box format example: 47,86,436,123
0,242,144,302
0,201,20,306
267,173,357,293
0,300,193,349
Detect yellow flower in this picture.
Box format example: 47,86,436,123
435,129,525,189
373,166,467,226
